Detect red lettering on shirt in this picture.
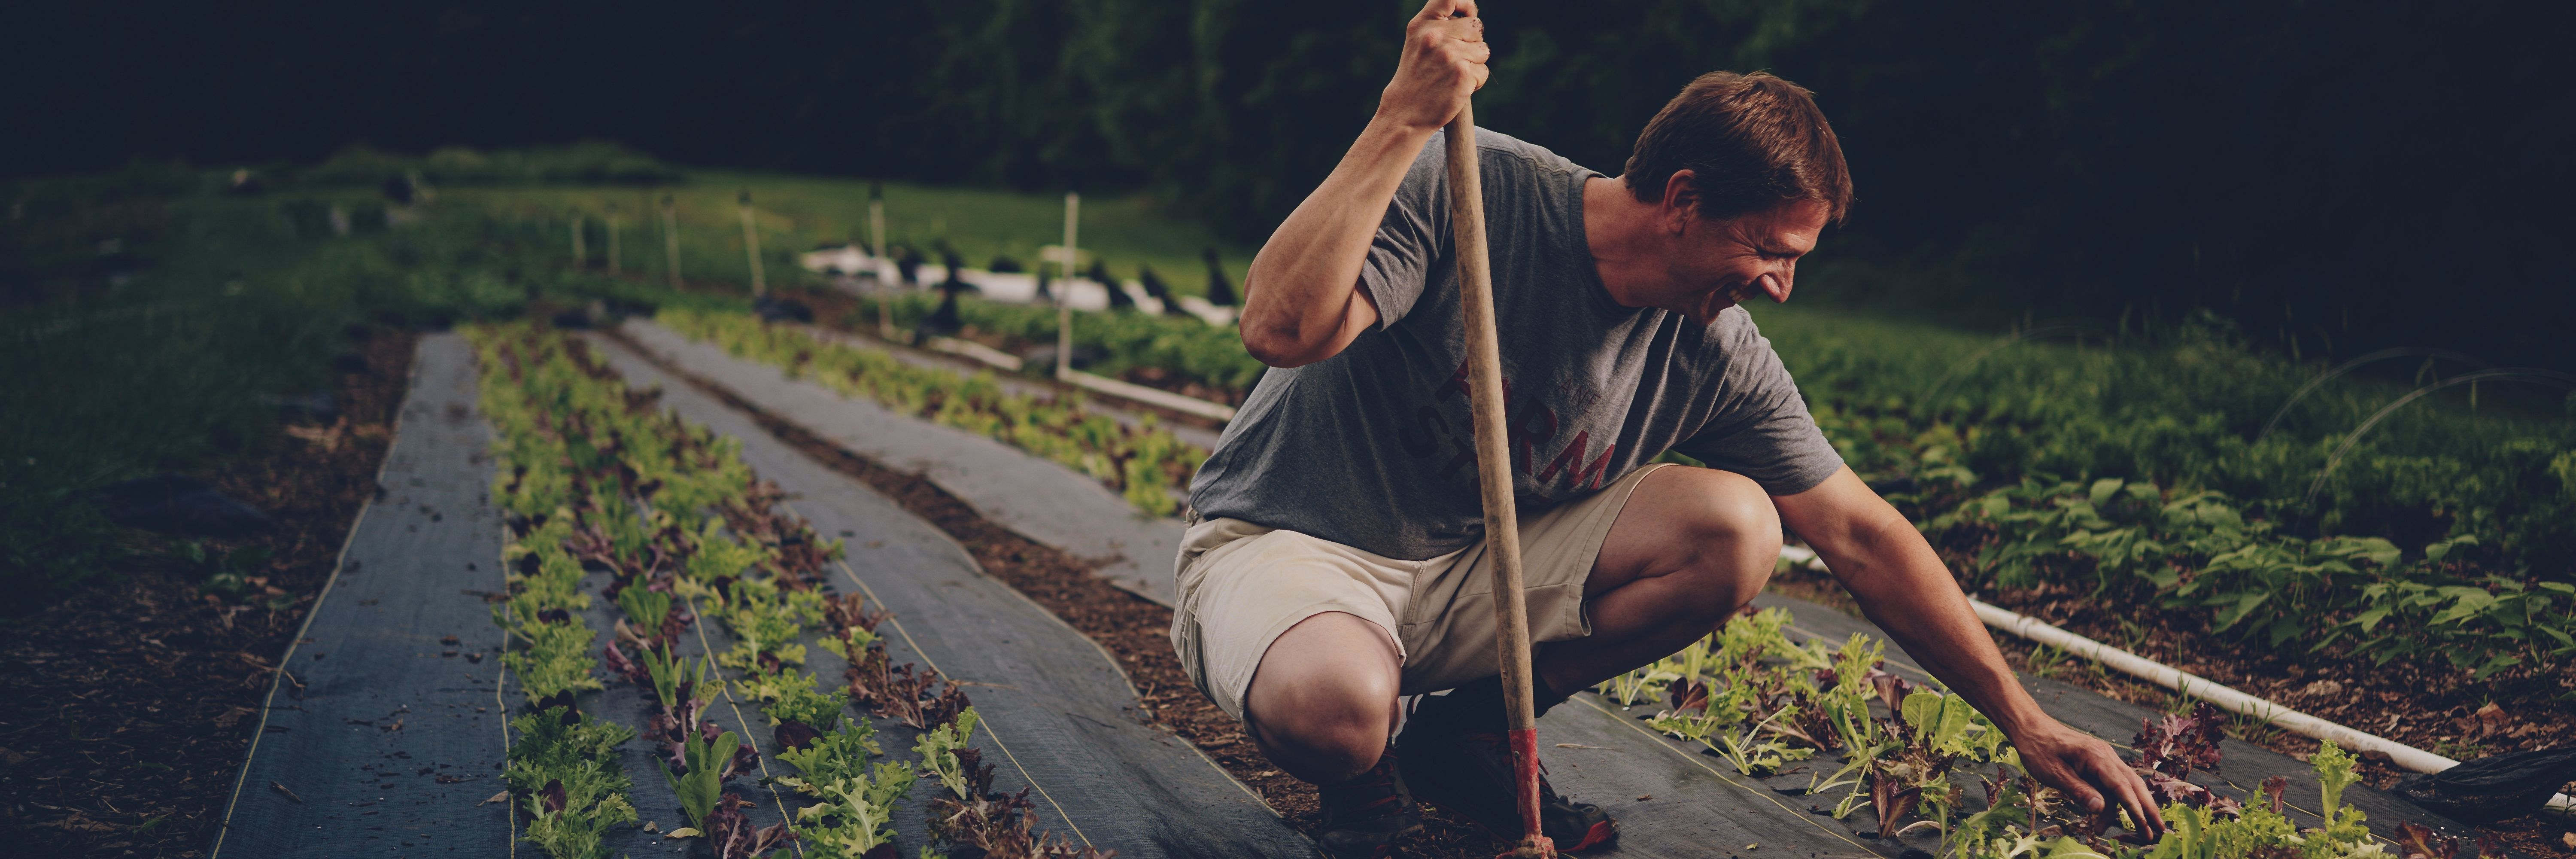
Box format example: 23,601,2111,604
1535,430,1616,490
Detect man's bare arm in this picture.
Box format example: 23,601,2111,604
1774,466,2166,838
1237,0,1486,368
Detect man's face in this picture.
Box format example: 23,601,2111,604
1650,197,1829,327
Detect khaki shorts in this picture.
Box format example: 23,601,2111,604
1170,462,1676,722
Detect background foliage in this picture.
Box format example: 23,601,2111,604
13,1,2568,370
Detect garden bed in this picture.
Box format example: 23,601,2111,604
550,326,1311,856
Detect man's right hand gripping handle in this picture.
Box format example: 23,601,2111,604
1238,0,1488,369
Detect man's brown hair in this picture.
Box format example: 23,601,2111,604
1623,71,1852,224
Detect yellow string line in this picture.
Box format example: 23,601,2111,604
205,494,372,859
824,552,1096,852
496,524,518,859
1574,695,1878,853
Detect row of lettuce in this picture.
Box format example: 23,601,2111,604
476,322,1105,858
1597,609,2483,859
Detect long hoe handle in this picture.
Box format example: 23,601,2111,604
1444,106,1557,859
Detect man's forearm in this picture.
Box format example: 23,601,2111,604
1239,119,1429,366
1820,512,2052,736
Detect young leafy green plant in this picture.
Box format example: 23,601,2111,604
775,720,883,786
501,618,606,703
769,684,850,732
786,759,917,855
915,706,984,799
521,776,641,859
664,727,742,833
617,585,672,633
643,645,714,723
501,708,640,859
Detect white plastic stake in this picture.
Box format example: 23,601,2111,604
1057,192,1079,380
871,187,894,338
662,195,682,289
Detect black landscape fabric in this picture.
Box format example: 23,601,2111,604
211,334,513,857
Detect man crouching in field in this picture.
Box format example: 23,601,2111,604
1170,1,2166,855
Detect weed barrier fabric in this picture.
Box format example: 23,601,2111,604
211,334,513,857
622,318,1192,608
589,333,1315,858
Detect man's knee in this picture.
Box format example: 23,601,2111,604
1612,467,1783,616
1244,612,1400,779
1667,468,1784,564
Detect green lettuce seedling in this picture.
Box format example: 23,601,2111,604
664,728,741,832
914,707,983,799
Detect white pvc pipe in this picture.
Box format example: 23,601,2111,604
1774,545,2573,811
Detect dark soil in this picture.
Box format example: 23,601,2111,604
604,326,1513,859
1767,558,2576,859
0,327,418,858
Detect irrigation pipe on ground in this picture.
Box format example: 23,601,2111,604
1776,544,2575,812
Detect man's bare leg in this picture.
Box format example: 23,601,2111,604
1388,466,1772,849
1243,465,1778,781
1533,465,1781,698
1242,611,1404,784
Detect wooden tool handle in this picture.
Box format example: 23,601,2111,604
1444,106,1554,858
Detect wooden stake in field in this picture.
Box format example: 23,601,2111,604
1447,104,1555,859
1056,192,1079,380
738,190,766,297
605,204,621,275
872,182,895,338
662,194,683,289
570,211,587,268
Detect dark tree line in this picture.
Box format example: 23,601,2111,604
8,1,2570,370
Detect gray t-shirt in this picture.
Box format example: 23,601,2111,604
1188,128,1843,560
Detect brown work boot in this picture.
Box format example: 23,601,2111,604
1397,687,1617,852
1317,746,1422,859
